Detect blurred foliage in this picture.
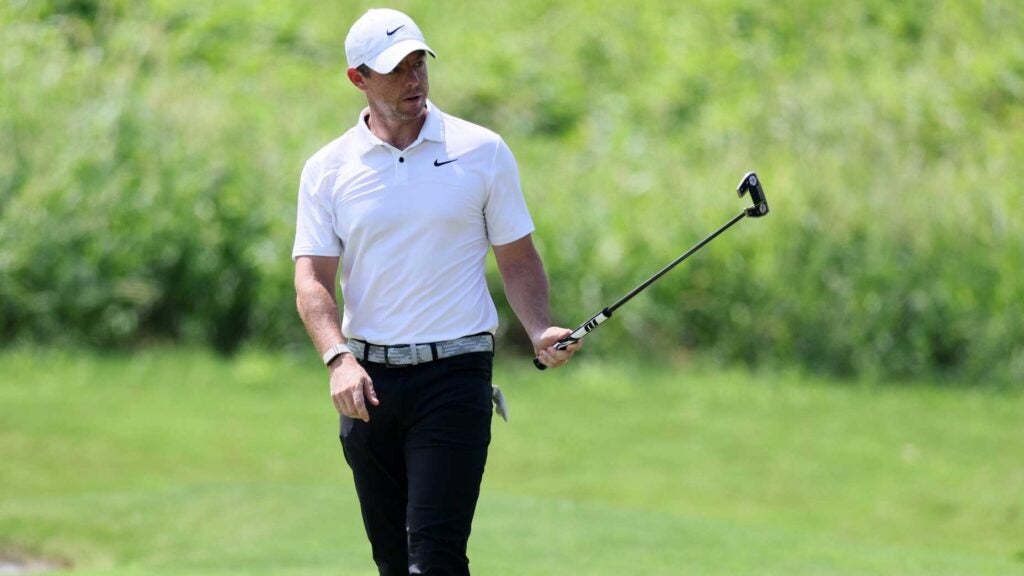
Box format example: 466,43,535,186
1,0,1021,383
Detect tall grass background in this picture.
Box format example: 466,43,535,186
1,0,1022,383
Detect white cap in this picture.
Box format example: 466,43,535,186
345,9,436,73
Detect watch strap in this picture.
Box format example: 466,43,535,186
322,342,352,366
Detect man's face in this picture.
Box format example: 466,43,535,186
356,51,430,123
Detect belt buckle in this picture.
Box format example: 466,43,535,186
382,344,395,368
383,344,416,367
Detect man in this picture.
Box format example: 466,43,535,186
292,8,580,575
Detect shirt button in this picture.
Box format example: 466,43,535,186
399,157,405,163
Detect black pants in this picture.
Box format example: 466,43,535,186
340,351,494,576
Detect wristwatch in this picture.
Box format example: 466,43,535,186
322,342,352,366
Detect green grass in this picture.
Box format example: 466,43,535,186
1,348,1022,574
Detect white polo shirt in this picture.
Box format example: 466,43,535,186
292,101,535,345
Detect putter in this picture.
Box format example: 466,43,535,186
534,171,769,370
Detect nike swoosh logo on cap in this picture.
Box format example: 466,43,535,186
434,158,458,167
386,25,405,36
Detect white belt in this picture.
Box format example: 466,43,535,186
346,333,494,366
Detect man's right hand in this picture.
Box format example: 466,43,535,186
329,355,378,422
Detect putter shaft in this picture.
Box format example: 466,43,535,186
533,172,768,370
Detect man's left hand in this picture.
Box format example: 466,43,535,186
533,326,582,369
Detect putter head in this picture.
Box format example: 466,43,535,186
737,171,769,217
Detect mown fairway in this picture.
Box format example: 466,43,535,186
3,3,1022,573
1,348,1022,575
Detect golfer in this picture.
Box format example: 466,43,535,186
293,8,580,575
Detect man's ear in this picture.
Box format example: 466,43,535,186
347,67,367,90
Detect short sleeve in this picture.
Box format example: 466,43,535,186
484,138,535,246
292,159,343,260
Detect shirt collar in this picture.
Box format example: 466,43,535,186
352,99,445,155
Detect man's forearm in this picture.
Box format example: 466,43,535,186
495,236,581,366
499,250,552,343
296,278,345,355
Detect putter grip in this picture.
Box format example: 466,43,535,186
532,339,572,371
531,308,612,371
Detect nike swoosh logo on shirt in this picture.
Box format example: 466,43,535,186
434,158,458,167
386,25,405,36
